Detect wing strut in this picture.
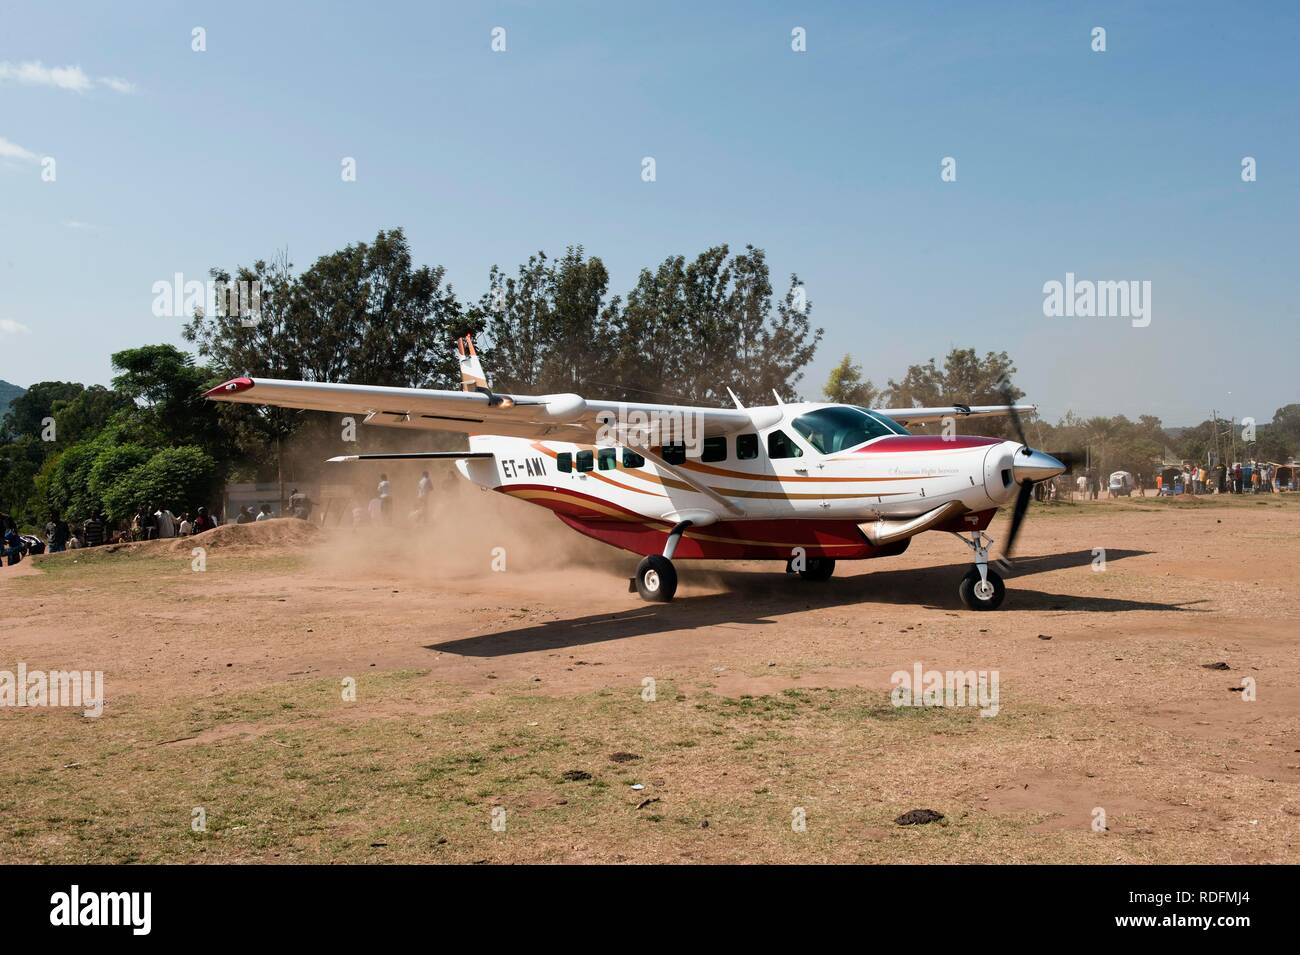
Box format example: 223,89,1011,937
327,451,496,463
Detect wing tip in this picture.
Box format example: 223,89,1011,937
203,376,255,399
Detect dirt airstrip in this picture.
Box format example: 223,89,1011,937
1,486,1297,863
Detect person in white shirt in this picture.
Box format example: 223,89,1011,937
178,514,193,536
255,504,273,522
416,470,432,523
377,474,393,525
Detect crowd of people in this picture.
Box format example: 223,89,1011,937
349,472,433,526
1152,461,1291,496
1035,460,1294,503
0,503,221,566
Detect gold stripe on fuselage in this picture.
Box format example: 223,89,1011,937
525,441,916,502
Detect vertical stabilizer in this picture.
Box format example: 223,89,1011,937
456,334,488,392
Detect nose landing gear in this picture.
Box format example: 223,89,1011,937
956,530,1006,610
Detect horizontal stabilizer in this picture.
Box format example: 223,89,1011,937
327,451,496,463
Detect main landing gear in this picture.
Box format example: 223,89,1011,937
632,520,690,602
785,556,836,580
956,531,1006,611
632,522,842,603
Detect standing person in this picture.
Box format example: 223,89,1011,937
46,513,71,553
377,473,393,525
192,506,217,534
235,506,252,524
137,503,158,540
83,514,106,548
416,470,432,522
154,504,176,539
2,523,23,566
178,513,193,536
289,487,312,520
255,504,273,522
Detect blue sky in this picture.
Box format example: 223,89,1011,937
2,0,1296,425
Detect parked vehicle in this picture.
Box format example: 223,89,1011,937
1108,471,1134,497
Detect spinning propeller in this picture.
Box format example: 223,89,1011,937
997,381,1066,563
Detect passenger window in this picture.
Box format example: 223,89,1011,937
557,452,572,473
767,429,803,459
597,448,616,471
736,433,759,460
702,436,727,462
577,450,594,472
622,448,645,469
660,444,686,465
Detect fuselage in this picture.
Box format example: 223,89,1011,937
455,402,1027,560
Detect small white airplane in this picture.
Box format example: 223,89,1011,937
205,336,1065,610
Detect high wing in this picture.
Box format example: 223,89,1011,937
203,376,755,443
876,404,1036,426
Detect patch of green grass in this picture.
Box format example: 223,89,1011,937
0,671,1101,863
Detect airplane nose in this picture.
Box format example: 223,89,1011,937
1012,448,1066,484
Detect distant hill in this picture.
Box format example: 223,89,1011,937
0,379,24,419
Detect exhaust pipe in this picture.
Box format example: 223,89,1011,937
859,500,966,546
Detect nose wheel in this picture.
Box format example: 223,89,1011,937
959,567,1005,610
956,530,1007,610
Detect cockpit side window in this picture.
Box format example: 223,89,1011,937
767,429,804,459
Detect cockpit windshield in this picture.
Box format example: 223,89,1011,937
791,406,908,454
861,409,910,436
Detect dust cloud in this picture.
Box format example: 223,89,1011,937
301,460,632,585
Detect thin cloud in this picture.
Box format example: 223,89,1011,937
64,220,100,231
0,60,136,94
0,136,37,162
0,319,33,336
99,76,137,94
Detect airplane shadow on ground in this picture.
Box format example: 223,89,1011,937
427,548,1209,658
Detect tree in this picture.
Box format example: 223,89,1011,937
611,245,821,405
100,446,219,521
1,381,83,440
471,247,615,395
884,348,1024,437
184,230,477,480
823,354,877,406
48,385,135,447
111,345,225,452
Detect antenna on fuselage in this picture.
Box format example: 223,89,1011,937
771,389,785,406
727,387,745,410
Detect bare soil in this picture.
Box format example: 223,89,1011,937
1,488,1297,863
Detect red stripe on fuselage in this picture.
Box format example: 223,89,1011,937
857,435,1001,453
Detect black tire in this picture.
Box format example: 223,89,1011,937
959,568,1005,610
798,557,836,581
635,555,677,602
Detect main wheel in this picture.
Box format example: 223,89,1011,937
798,557,836,581
635,555,678,602
959,568,1005,610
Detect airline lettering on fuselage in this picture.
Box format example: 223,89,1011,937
501,457,547,479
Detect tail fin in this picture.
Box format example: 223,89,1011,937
456,334,488,393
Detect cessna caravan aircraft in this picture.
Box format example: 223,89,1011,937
205,336,1065,610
